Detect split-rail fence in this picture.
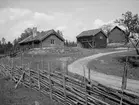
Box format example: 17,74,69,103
0,56,139,105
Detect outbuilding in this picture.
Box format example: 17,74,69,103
108,26,127,43
76,29,107,48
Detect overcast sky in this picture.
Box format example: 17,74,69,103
0,0,139,42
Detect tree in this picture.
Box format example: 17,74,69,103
57,30,63,37
13,27,34,51
19,28,33,42
24,28,33,34
7,41,13,49
0,41,2,48
2,37,6,45
116,11,139,32
101,24,113,36
5,41,13,54
115,11,139,55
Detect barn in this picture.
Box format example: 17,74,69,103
19,27,65,49
108,26,127,43
76,29,107,48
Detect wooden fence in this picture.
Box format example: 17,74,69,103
0,57,139,105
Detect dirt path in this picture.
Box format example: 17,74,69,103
68,50,139,95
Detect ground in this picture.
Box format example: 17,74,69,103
0,75,62,105
0,47,135,105
2,47,122,72
87,50,139,80
0,47,102,105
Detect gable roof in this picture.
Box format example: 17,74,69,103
76,28,107,38
19,29,65,44
110,26,126,34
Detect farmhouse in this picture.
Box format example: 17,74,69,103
108,26,127,43
76,29,107,48
19,27,65,48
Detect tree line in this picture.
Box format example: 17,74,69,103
64,40,77,47
0,38,13,54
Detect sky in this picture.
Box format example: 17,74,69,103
0,0,139,42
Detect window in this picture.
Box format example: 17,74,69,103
100,36,103,39
51,39,55,44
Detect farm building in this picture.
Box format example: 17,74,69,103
19,27,65,49
108,26,127,43
76,29,107,48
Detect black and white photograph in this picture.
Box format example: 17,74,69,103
0,0,139,105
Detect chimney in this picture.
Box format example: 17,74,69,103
32,27,37,37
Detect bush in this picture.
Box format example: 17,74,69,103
116,55,139,67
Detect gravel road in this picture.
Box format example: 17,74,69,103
68,50,139,95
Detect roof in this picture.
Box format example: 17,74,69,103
110,26,126,34
76,28,107,38
19,29,65,44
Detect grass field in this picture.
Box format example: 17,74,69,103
87,50,139,80
0,47,132,105
0,76,62,105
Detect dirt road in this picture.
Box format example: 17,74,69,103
68,50,139,95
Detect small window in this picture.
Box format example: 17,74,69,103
100,36,103,39
51,39,55,44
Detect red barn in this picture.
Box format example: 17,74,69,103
76,29,107,48
108,26,127,43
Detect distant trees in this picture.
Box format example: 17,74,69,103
57,30,63,37
13,27,33,51
0,27,34,55
14,27,33,45
56,30,77,47
2,37,6,45
115,11,139,55
64,40,77,47
0,38,13,54
101,24,113,36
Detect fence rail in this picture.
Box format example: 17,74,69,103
0,57,139,105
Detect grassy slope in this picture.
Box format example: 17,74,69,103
0,76,62,105
87,50,139,80
0,47,128,105
0,47,98,105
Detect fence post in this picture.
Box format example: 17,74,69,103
48,62,53,100
37,64,40,90
83,65,88,105
11,57,14,77
65,61,68,75
120,56,128,105
62,61,67,104
88,68,91,95
88,68,91,81
31,54,34,69
21,52,23,68
29,62,31,88
42,56,44,71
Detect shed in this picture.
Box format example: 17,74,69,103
108,26,127,43
76,29,107,48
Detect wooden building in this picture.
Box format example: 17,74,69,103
108,26,127,43
76,29,107,48
19,28,65,49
